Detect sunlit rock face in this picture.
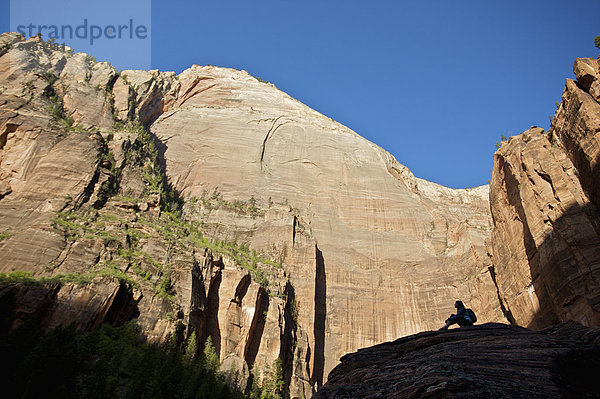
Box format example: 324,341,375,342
490,56,600,329
0,32,505,397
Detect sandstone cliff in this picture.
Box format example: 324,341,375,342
490,56,600,329
0,33,504,397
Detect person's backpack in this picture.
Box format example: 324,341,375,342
463,308,477,323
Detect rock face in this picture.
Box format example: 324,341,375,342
313,322,600,399
0,33,505,396
151,64,505,383
490,56,600,329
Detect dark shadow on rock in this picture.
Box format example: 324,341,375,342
148,122,184,211
494,199,600,330
279,281,297,397
201,266,222,356
314,322,600,399
0,281,140,334
494,154,559,329
244,286,269,371
552,346,600,399
99,282,140,328
188,260,207,340
312,245,326,389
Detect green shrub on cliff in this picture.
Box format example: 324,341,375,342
494,134,508,150
0,230,12,241
0,271,94,286
595,36,600,49
203,336,221,373
257,358,285,399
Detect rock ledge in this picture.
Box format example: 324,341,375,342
314,322,600,398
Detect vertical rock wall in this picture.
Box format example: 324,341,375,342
490,56,600,328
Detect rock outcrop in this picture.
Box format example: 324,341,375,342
0,33,300,395
490,56,600,329
313,322,600,399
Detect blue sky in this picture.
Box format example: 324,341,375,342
2,1,599,188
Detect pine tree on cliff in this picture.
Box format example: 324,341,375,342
595,36,600,49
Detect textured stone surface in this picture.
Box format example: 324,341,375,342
555,58,600,208
314,322,600,399
0,278,140,331
490,57,600,330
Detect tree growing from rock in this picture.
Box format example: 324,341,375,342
204,336,221,373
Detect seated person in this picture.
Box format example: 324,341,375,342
440,300,475,330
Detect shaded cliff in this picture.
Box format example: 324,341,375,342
313,322,600,399
490,55,600,329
